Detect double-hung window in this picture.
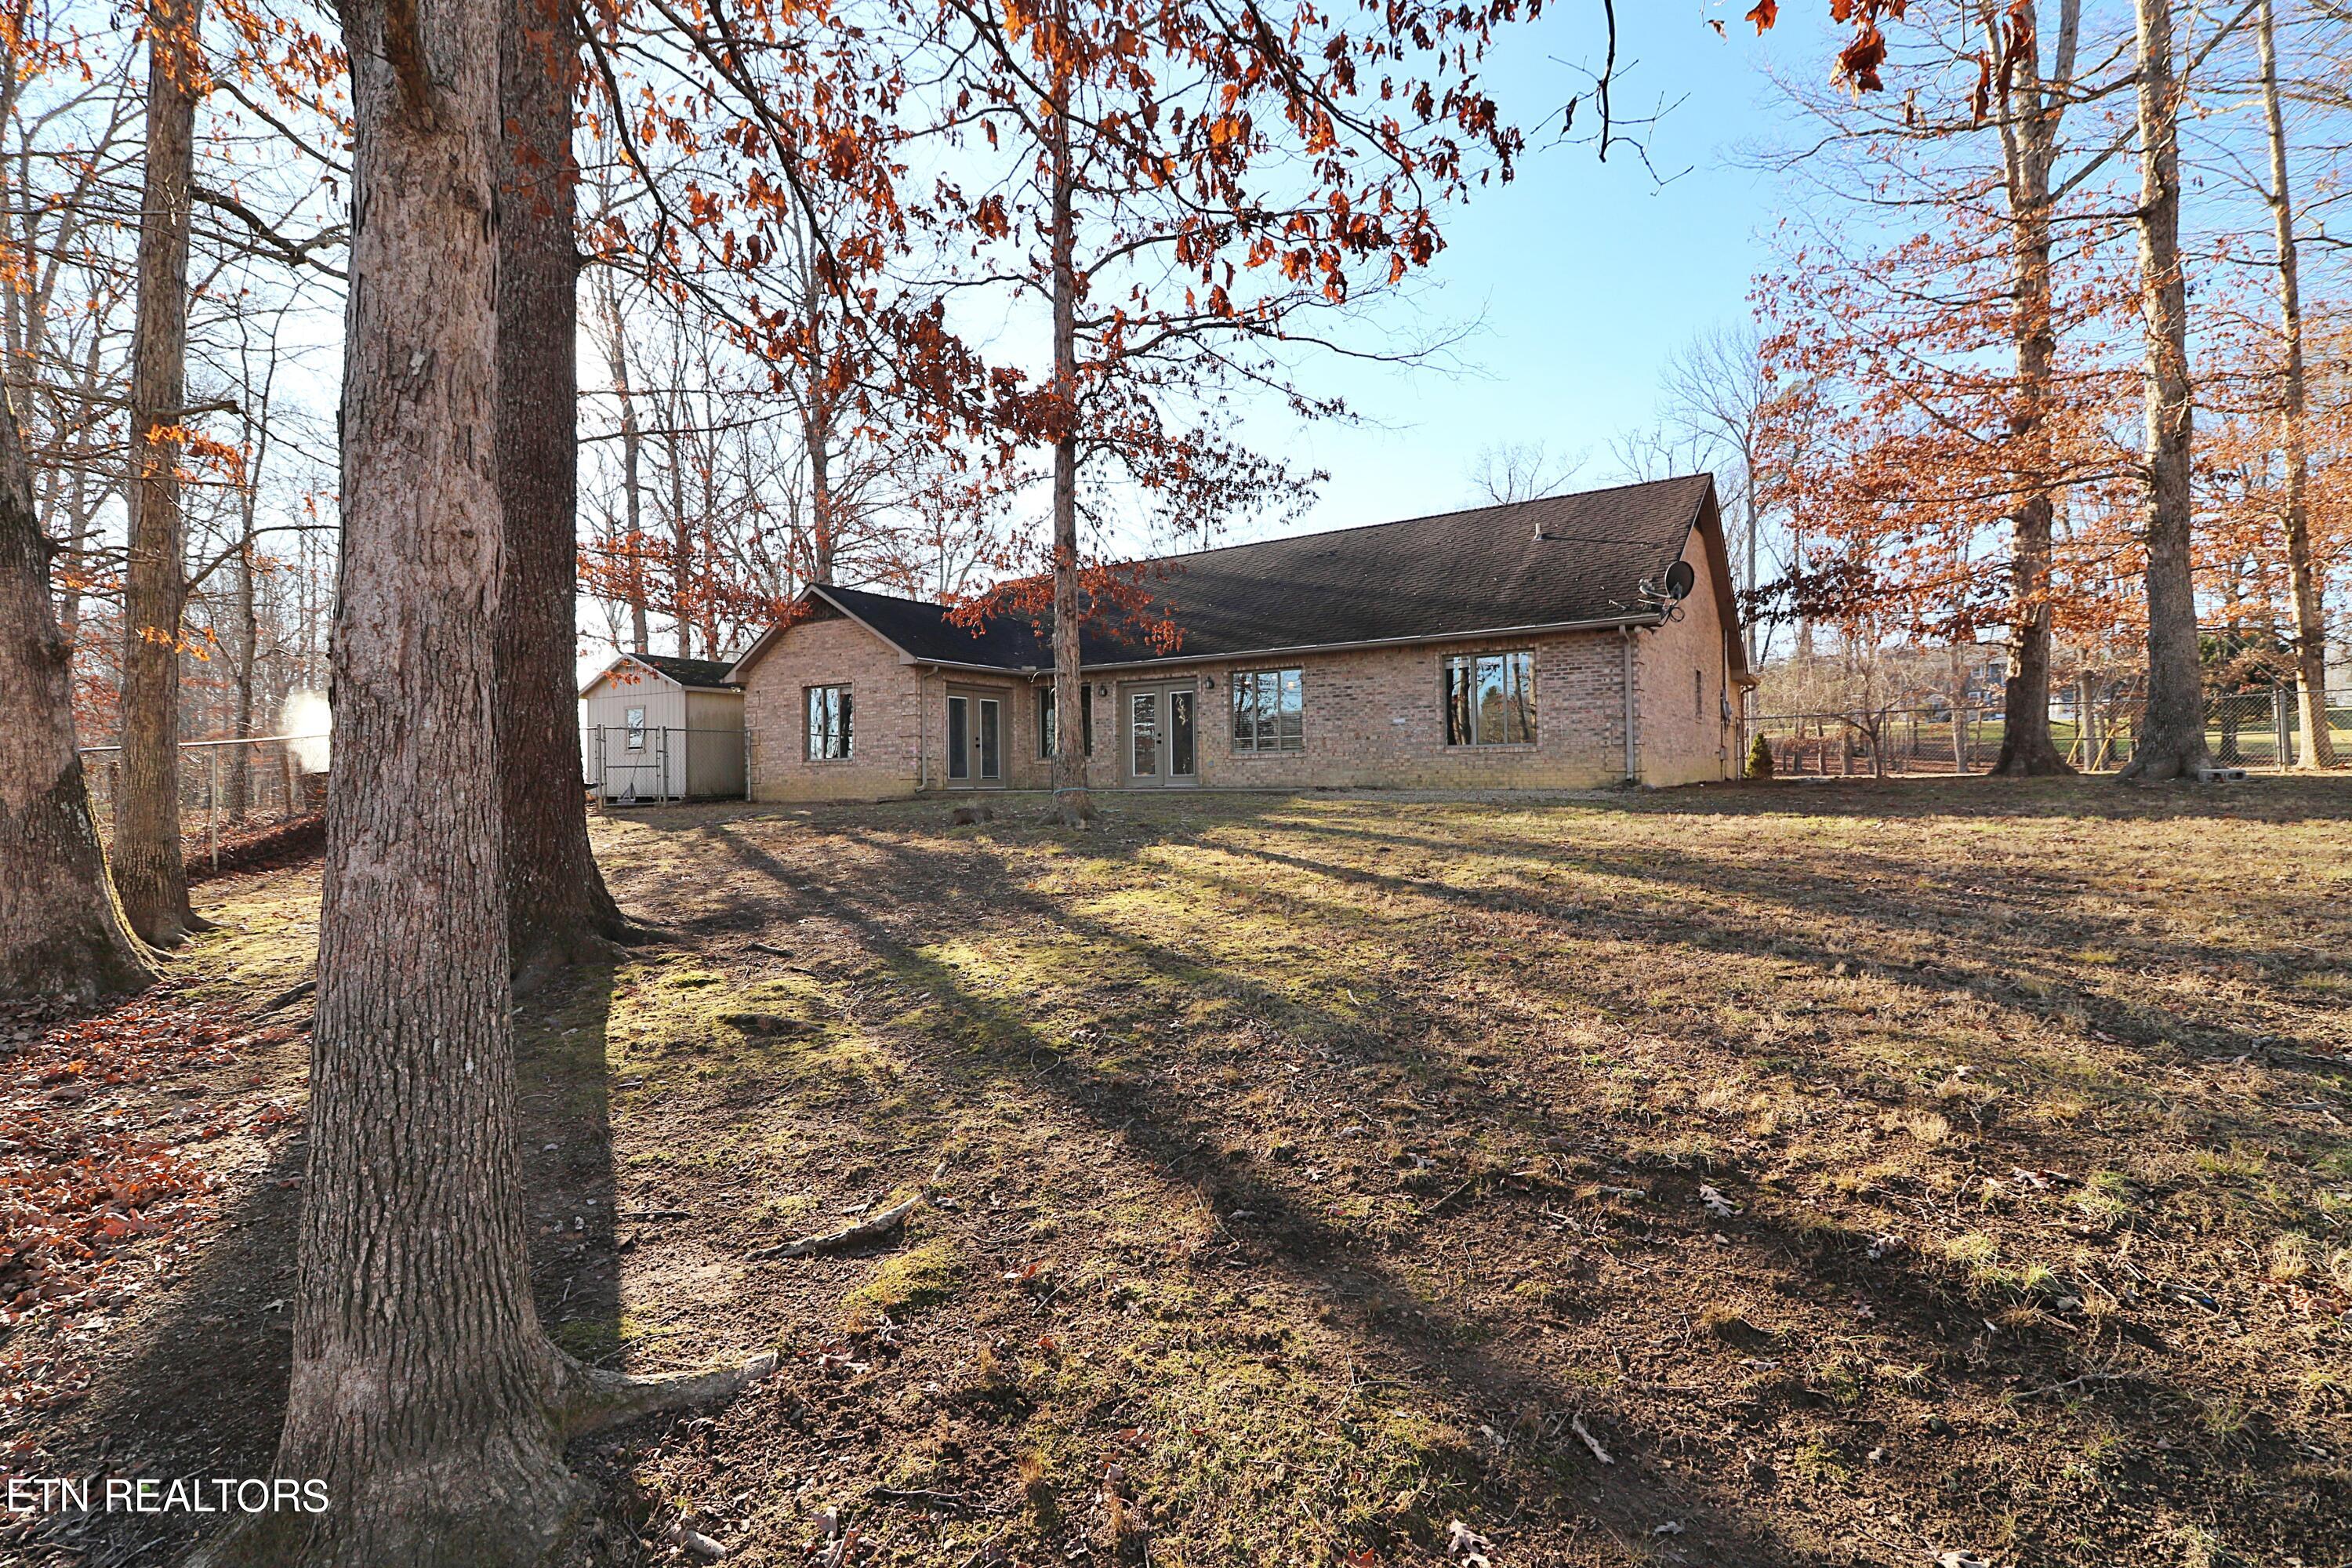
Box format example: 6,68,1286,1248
1037,684,1093,758
1442,652,1535,746
1231,668,1304,753
806,684,853,760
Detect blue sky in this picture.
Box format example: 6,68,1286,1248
1246,2,1833,539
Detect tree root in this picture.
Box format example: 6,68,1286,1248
510,914,673,996
252,977,318,1018
188,1344,777,1568
747,1196,920,1261
747,1162,944,1261
557,1347,779,1440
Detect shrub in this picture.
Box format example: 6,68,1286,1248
1746,731,1776,780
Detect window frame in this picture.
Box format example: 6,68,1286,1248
624,706,647,752
1441,650,1537,749
804,683,854,762
1229,666,1305,755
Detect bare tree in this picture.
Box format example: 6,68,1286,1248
1658,325,1769,665
113,0,209,944
195,0,771,1555
495,0,635,977
1468,440,1584,506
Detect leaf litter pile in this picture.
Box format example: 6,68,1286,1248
0,987,295,1439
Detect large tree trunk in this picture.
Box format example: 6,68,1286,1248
238,1,572,1552
2118,0,2212,782
2256,0,2334,768
113,0,205,945
1990,0,2076,778
0,389,154,1004
194,5,763,1560
495,0,633,981
1046,35,1089,826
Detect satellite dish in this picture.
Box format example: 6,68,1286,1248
1662,560,1696,601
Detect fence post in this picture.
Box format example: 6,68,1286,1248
2274,687,2293,771
209,747,220,868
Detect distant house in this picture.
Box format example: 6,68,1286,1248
578,653,746,802
724,474,1752,800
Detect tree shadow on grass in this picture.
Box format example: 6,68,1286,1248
702,821,2241,1566
1223,812,2352,1071
692,806,2352,1566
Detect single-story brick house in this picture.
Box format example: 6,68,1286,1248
724,474,1752,800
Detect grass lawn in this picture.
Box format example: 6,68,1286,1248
9,776,2352,1567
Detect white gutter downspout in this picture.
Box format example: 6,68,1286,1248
1619,626,1640,786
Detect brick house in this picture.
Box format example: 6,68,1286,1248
724,475,1752,800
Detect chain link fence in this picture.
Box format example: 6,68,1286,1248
1748,688,2352,777
78,733,328,863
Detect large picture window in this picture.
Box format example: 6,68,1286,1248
1443,652,1535,746
1231,668,1304,753
1036,684,1093,758
806,684,852,760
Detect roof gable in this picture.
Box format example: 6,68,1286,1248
581,652,742,697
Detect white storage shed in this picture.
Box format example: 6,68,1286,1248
579,653,746,802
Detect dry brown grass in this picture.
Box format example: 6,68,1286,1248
17,776,2352,1568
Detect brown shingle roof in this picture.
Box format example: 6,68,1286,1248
748,475,1725,677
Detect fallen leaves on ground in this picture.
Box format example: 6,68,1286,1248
0,987,291,1417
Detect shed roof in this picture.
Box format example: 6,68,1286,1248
582,652,742,695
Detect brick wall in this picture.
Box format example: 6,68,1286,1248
744,584,1742,800
742,609,927,802
1632,527,1738,786
1075,632,1633,791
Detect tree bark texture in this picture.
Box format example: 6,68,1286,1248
2118,0,2212,782
2256,0,2335,768
1989,0,2076,777
1047,37,1090,826
494,0,630,978
204,0,581,1556
0,389,154,1004
114,0,205,944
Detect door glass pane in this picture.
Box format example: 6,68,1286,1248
1131,691,1158,778
947,695,969,780
979,699,1001,779
1168,691,1195,776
